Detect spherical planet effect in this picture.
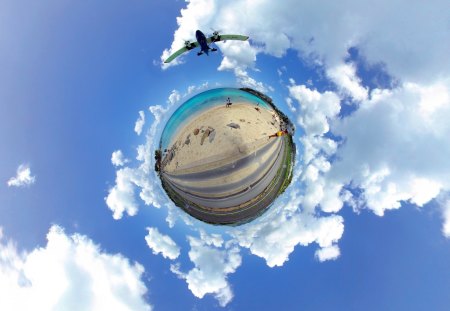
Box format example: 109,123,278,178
155,88,295,225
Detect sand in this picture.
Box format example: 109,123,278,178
162,103,281,174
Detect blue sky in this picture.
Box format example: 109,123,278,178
1,0,450,310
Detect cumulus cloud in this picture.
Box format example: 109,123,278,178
286,78,449,229
232,190,344,267
170,237,241,307
145,228,180,260
199,229,224,248
288,83,340,138
327,62,368,101
233,67,270,93
167,89,181,106
106,167,141,219
315,245,340,262
441,198,450,238
215,40,273,92
7,164,36,187
217,40,257,72
134,111,145,136
285,77,450,232
328,81,450,216
105,159,169,220
0,225,151,310
163,0,450,85
185,82,209,96
285,83,345,215
111,150,129,167
105,90,183,220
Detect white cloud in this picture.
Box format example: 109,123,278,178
170,237,241,307
284,84,346,217
232,192,344,267
105,167,140,219
105,89,183,220
0,225,151,310
327,62,368,101
234,67,270,93
145,228,180,260
167,89,181,106
216,40,257,72
185,82,209,96
111,150,129,167
288,83,340,139
7,164,36,187
163,0,450,86
328,81,450,216
285,78,450,231
215,41,271,92
285,97,296,112
315,245,340,262
284,74,450,222
134,111,145,136
441,198,450,238
106,159,168,220
199,229,224,248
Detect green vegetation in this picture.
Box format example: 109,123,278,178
277,135,295,195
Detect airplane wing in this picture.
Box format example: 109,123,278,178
164,41,200,63
207,34,249,43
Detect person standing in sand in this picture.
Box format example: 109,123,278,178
226,97,232,108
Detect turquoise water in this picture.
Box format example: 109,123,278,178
160,88,271,149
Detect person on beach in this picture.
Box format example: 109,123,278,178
268,130,288,138
226,97,232,108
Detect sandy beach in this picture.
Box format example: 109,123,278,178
162,102,281,174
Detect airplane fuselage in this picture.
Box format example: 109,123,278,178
195,30,210,55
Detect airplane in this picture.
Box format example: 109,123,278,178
164,30,249,64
